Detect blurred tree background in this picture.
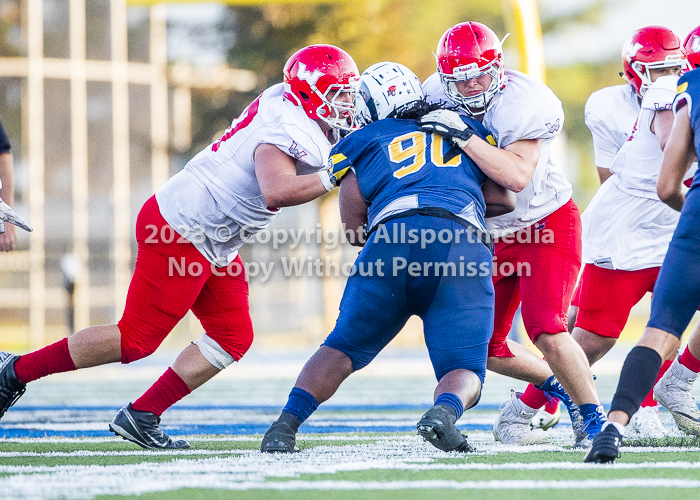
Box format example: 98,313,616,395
179,0,626,209
0,0,654,346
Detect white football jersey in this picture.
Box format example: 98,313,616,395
610,75,679,199
581,180,680,270
423,70,572,237
156,83,332,266
584,84,640,170
582,75,697,270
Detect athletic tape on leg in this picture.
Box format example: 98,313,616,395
192,334,235,370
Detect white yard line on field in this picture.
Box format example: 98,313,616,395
2,436,700,500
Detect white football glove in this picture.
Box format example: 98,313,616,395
0,198,32,232
418,109,475,149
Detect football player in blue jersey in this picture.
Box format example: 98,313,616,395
260,61,516,453
585,68,700,463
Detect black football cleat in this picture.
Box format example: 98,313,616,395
583,424,622,463
417,404,475,452
0,352,26,422
109,403,190,450
261,420,300,453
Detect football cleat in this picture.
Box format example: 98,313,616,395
261,420,300,453
0,198,32,232
537,376,590,444
109,403,190,450
0,352,26,422
573,405,607,449
583,423,622,463
627,405,666,439
531,402,561,431
417,404,475,452
654,358,700,436
494,391,550,445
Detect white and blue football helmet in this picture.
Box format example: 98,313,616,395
354,61,424,127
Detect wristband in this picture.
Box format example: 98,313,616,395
318,169,335,192
453,135,471,150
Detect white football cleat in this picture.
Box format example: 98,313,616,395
627,405,666,439
531,403,561,431
654,357,700,436
494,390,550,445
0,198,32,232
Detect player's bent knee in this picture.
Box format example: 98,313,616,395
321,337,376,372
118,322,162,364
193,333,237,370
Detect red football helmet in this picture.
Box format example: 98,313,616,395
684,25,700,69
436,22,508,116
283,44,359,131
621,26,690,97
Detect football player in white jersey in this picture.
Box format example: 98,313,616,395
0,44,359,449
560,27,691,439
586,58,700,464
421,22,605,448
685,25,700,69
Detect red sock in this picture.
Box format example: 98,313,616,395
641,359,673,407
544,398,559,414
520,384,549,409
13,338,77,384
679,347,700,373
132,368,191,416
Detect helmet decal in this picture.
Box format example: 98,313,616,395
436,22,508,116
283,45,359,131
354,61,424,127
684,26,700,69
622,26,690,98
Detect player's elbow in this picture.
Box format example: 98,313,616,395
485,193,516,218
656,182,676,204
506,164,535,193
260,184,298,208
485,203,513,218
508,178,529,193
261,193,283,209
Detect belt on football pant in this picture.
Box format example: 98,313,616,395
368,206,494,255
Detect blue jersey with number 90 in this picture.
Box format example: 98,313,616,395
330,116,494,230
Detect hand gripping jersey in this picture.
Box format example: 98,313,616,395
156,83,332,266
584,84,640,170
423,69,571,237
330,117,491,233
582,76,696,270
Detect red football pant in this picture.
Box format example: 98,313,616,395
489,199,582,357
575,265,659,338
118,196,254,364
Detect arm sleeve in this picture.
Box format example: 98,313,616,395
496,99,564,147
641,76,677,112
519,101,565,141
262,120,328,171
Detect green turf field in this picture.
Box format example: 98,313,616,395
2,350,700,499
3,432,700,499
